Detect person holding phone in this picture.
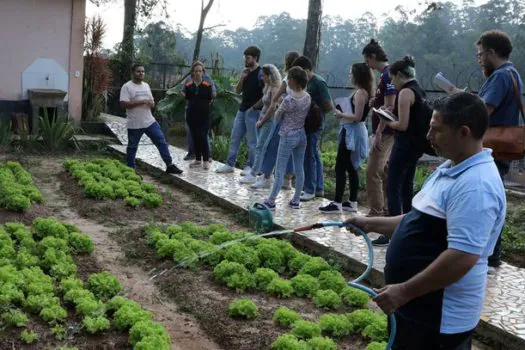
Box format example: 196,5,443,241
380,56,426,219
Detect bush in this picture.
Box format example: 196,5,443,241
291,320,322,339
318,270,347,293
228,298,259,319
291,274,320,298
254,268,279,291
266,278,294,298
313,290,342,309
340,286,369,307
307,336,338,350
299,257,332,277
273,306,302,328
87,272,123,301
271,334,309,350
319,313,351,338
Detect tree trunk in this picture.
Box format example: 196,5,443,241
121,0,137,83
192,0,214,62
303,0,323,69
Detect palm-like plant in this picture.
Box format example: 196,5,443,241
39,109,79,151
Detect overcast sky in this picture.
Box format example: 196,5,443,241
87,0,489,49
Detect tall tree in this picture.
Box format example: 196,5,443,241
193,0,215,62
121,0,138,78
303,0,323,69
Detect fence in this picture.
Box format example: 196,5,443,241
104,62,525,172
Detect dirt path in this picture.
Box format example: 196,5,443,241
27,157,222,350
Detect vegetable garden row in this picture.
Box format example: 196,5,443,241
0,158,390,349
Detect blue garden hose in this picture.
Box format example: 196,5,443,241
294,221,396,350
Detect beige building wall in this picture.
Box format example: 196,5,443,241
0,0,86,122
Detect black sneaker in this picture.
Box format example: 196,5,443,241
183,153,195,161
166,164,183,175
372,235,390,247
319,202,342,213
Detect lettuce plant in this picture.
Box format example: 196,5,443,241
319,313,352,338
254,268,279,291
271,334,309,350
290,274,320,298
87,272,123,301
307,336,338,350
228,298,259,319
266,278,294,298
291,320,322,339
273,306,302,328
313,290,342,309
340,286,369,307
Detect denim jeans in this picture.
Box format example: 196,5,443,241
386,138,423,216
127,122,172,168
303,129,324,194
226,109,259,167
269,130,307,203
252,120,273,175
489,160,510,266
261,120,294,176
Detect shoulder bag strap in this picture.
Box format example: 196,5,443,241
508,69,525,124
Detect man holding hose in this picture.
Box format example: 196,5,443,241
346,93,506,350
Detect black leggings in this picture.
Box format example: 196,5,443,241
188,117,210,162
335,134,359,203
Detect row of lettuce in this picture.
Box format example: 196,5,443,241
0,218,170,349
146,222,388,349
0,161,43,212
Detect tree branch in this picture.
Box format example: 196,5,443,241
203,24,226,31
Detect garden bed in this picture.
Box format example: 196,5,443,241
0,152,499,349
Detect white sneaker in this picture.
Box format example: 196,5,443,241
250,176,271,189
239,173,257,184
215,164,234,173
241,166,252,176
281,178,292,190
300,192,315,201
189,160,201,168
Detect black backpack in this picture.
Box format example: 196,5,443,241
408,87,437,156
304,101,323,133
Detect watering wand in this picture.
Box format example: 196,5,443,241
294,221,396,350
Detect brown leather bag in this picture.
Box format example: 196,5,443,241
483,70,525,161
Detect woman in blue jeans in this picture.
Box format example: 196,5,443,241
264,67,311,210
380,56,426,216
251,52,300,189
240,64,282,184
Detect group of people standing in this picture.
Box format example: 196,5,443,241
119,28,523,349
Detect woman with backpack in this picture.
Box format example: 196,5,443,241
379,56,429,217
318,63,373,213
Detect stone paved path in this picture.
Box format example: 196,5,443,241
103,114,525,346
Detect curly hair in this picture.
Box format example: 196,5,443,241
262,64,282,92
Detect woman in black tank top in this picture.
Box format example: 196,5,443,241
380,56,425,217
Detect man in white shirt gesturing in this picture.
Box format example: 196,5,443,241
120,64,183,175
